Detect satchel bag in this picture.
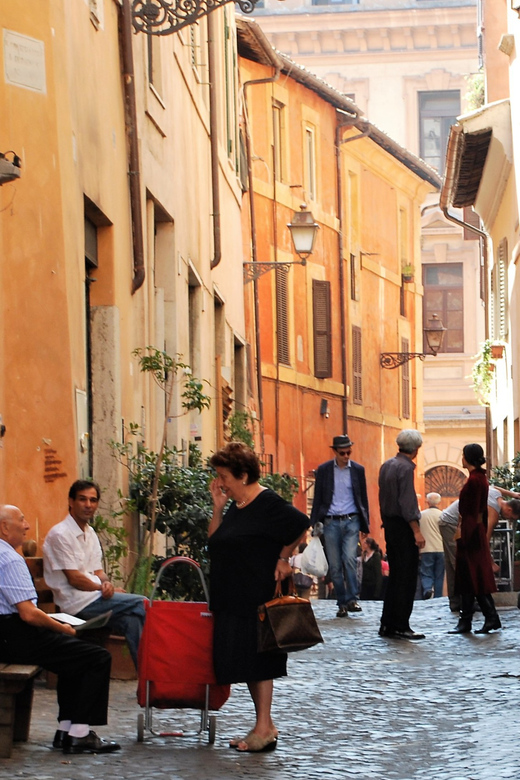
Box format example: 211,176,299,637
257,577,324,654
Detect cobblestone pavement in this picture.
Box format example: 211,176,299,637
3,598,520,780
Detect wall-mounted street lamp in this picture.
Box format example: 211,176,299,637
0,151,21,186
132,0,262,35
243,204,320,284
380,313,447,369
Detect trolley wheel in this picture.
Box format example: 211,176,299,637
137,712,145,743
208,715,217,744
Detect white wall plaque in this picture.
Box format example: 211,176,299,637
3,30,46,94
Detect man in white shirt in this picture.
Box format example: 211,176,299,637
419,492,444,599
43,480,145,668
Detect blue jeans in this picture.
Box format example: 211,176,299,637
322,514,360,607
76,592,146,668
420,552,445,598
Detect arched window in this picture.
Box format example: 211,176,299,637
425,465,466,507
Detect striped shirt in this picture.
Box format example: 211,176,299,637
0,539,37,615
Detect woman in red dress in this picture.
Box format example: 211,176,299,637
450,443,501,634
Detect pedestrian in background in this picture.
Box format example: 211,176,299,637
419,492,445,599
360,537,383,600
378,429,425,640
449,443,501,634
310,435,369,618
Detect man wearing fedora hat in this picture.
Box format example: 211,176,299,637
311,435,370,617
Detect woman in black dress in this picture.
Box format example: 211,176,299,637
360,537,383,600
208,442,309,753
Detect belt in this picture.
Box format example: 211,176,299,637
325,513,360,520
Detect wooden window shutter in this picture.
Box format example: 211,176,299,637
313,280,332,378
401,337,410,419
352,326,362,404
497,238,508,339
276,269,290,365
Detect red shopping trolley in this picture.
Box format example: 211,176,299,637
136,556,230,744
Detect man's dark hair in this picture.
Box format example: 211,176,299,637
507,498,520,519
68,479,101,501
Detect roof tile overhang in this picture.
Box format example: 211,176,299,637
441,100,512,232
237,16,441,190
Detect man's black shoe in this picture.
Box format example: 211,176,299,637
347,600,362,612
393,629,425,640
336,606,349,618
378,625,395,637
62,731,121,754
52,729,67,749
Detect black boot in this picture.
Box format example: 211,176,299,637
474,594,501,633
448,594,473,634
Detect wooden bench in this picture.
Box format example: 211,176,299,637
0,664,40,758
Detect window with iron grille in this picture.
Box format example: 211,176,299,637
401,338,410,419
313,280,332,378
352,326,362,404
276,269,290,365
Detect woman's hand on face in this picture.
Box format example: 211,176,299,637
210,478,228,510
275,559,292,581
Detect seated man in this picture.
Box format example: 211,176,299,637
0,504,119,754
43,480,145,668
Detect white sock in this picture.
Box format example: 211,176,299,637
68,724,90,738
58,720,71,732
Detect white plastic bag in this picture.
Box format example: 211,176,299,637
300,536,329,578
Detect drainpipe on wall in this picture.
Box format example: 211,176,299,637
335,111,369,433
121,0,145,294
243,64,282,455
208,13,222,270
440,123,491,464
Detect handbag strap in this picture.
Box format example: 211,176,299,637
273,575,298,599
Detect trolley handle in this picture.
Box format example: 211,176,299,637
150,555,210,604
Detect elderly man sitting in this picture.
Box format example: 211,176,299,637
0,504,119,754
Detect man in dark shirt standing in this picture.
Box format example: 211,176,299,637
378,429,425,640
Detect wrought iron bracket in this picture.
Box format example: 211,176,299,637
380,352,426,370
132,0,261,35
243,261,306,284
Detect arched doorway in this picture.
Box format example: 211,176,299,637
425,465,466,509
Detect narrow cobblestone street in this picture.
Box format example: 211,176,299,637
3,598,520,780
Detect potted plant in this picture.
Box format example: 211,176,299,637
401,264,415,283
490,341,506,360
471,339,497,406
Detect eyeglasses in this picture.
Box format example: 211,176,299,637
336,449,352,456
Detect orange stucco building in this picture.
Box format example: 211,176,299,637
238,19,440,543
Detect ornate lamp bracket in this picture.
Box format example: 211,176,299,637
132,0,261,35
243,261,307,284
380,353,426,370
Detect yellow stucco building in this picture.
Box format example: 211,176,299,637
0,0,246,549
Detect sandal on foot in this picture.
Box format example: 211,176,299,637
236,732,278,753
229,730,254,748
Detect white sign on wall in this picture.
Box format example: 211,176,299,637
3,29,46,94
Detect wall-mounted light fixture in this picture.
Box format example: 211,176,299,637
0,151,21,185
243,204,319,284
132,0,263,35
380,313,446,369
320,399,329,418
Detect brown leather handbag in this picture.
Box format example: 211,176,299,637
257,577,324,654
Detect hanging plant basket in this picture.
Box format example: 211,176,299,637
490,343,505,359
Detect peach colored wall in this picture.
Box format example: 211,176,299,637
240,54,431,538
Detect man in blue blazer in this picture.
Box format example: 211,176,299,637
311,435,370,617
